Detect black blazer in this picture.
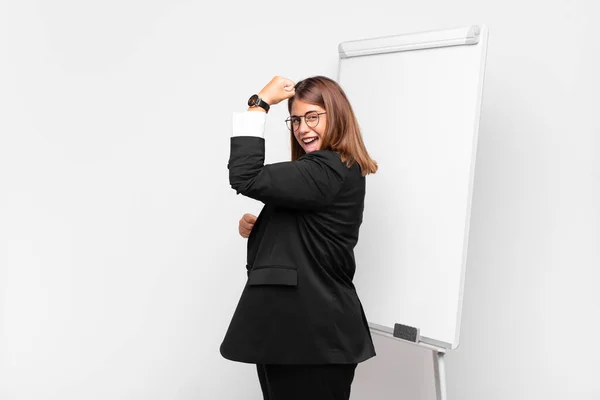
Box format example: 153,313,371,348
220,136,376,364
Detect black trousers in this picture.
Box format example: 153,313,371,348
256,363,358,400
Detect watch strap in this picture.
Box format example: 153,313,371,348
248,94,270,113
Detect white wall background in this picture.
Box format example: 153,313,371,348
1,1,598,399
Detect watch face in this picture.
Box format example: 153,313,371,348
248,94,259,107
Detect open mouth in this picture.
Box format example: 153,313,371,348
302,137,318,145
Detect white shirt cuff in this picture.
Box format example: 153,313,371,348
232,111,266,138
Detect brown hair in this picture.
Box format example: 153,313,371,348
287,76,378,176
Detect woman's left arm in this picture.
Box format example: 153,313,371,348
227,76,347,210
228,135,347,210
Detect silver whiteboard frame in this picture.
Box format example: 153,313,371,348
338,25,481,59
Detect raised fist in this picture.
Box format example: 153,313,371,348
257,76,296,106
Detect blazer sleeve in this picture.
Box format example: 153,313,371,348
228,136,348,210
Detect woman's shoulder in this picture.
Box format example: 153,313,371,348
298,150,355,176
298,149,339,159
297,150,368,186
299,149,352,167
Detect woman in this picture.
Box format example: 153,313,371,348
220,75,378,400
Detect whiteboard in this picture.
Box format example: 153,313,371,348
338,26,489,349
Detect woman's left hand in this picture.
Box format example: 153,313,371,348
258,76,296,106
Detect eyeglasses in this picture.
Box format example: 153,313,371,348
285,111,326,132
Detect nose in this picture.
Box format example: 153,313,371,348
296,117,311,134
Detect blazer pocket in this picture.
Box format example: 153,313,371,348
247,266,298,286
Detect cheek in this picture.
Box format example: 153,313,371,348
317,122,326,137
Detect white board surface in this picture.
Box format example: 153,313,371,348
338,26,488,349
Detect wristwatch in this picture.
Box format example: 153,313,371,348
247,94,270,113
